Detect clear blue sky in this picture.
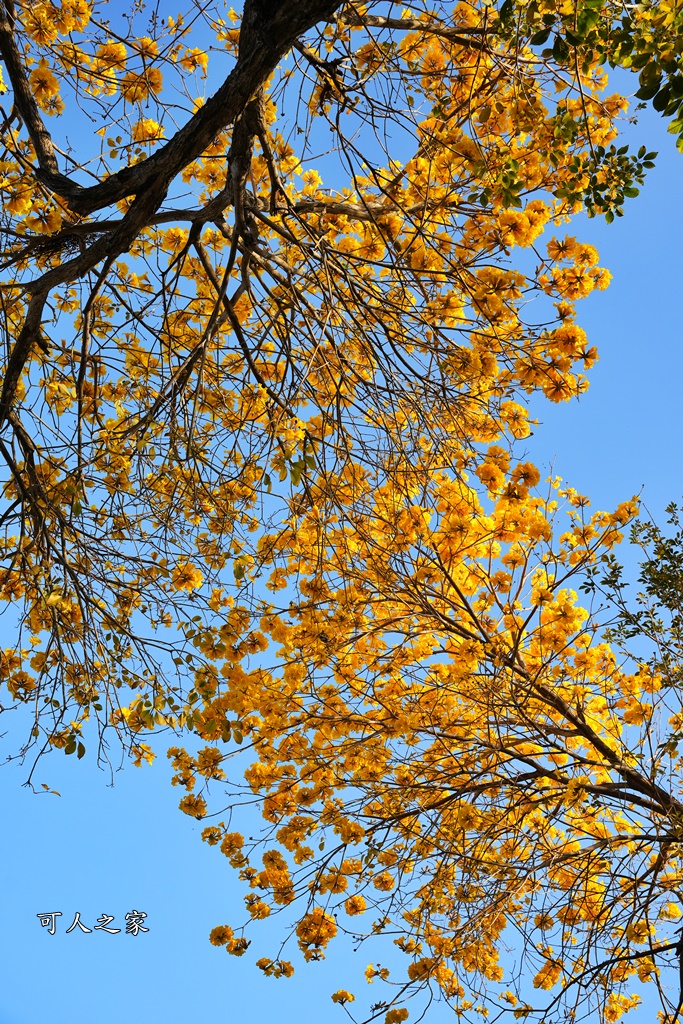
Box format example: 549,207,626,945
1,60,682,1024
524,86,683,528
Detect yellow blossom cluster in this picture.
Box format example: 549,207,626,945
0,3,677,1023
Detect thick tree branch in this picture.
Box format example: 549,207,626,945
0,1,64,184
0,0,345,425
4,0,345,217
338,10,491,51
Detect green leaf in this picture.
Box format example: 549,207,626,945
553,34,570,62
635,80,662,101
653,86,672,112
631,52,653,70
576,8,601,35
664,96,683,118
529,26,551,45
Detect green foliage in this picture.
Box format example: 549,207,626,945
558,144,657,222
585,501,683,689
497,0,683,155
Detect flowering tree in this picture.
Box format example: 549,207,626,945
0,1,680,1023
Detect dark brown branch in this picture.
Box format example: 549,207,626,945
0,0,345,425
24,0,343,217
338,11,491,52
533,679,683,818
227,90,265,249
0,1,67,186
0,184,163,423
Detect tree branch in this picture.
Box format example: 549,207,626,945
0,0,346,425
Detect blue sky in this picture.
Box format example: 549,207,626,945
524,86,683,528
1,50,682,1024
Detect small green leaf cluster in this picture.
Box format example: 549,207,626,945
496,0,683,157
556,144,656,223
587,501,683,695
621,1,683,152
468,156,526,208
497,0,619,70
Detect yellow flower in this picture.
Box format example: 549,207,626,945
257,957,294,977
180,48,209,74
366,964,391,983
344,894,367,916
65,0,91,30
533,959,562,990
220,832,244,856
161,227,188,252
132,118,165,144
121,68,163,103
26,206,62,235
331,991,355,1004
131,743,155,767
196,746,225,779
534,912,554,930
245,896,271,919
335,819,365,844
385,1010,409,1024
201,826,222,846
547,235,577,262
96,41,128,69
475,462,505,494
550,323,588,358
500,401,530,439
170,560,203,591
23,4,59,45
30,61,60,109
209,924,233,946
178,793,207,818
589,266,612,290
498,210,531,248
135,37,159,59
574,243,599,267
296,908,338,958
407,958,437,981
6,188,34,216
625,920,651,944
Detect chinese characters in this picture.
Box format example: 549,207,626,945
37,910,148,935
